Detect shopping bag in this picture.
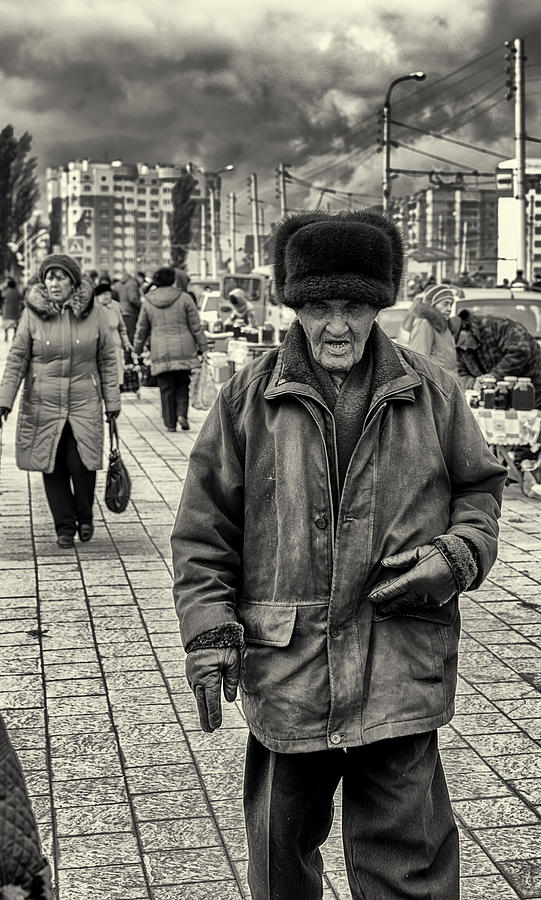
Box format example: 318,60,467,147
104,419,131,513
192,359,218,410
121,364,140,394
139,349,158,387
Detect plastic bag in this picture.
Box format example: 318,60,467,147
192,359,218,410
104,419,131,513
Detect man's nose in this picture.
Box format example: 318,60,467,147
326,313,348,335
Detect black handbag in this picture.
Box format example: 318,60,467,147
121,365,140,394
104,419,131,513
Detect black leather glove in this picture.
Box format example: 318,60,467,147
105,410,120,422
0,407,9,425
186,647,241,733
367,544,458,616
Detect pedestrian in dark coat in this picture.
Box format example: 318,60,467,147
171,209,506,899
0,254,120,548
133,266,207,432
0,713,53,898
113,272,141,343
451,310,541,406
1,278,23,341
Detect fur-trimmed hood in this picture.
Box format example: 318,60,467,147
416,303,449,334
25,279,94,321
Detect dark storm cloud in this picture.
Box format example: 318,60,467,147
1,0,540,205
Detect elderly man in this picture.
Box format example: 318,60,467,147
172,210,506,900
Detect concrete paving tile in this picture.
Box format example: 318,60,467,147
459,832,500,876
460,874,521,899
487,754,541,781
17,748,48,771
510,779,541,806
109,687,172,706
44,661,103,680
132,790,210,821
30,795,52,824
138,816,220,851
1,708,44,729
112,703,178,726
125,763,201,794
521,720,541,740
58,831,140,867
446,772,513,804
56,802,133,836
47,694,110,717
8,727,46,750
52,753,123,780
47,712,112,734
47,677,106,698
102,656,160,674
499,858,541,898
144,847,233,885
497,697,541,718
117,722,185,744
452,713,520,734
478,681,541,701
188,728,248,752
98,641,155,658
50,732,118,756
220,827,248,860
56,864,148,900
22,772,50,794
455,796,539,829
474,825,541,860
466,733,541,756
121,742,193,767
441,748,501,776
0,673,43,693
42,648,98,665
53,776,128,807
0,689,44,708
152,884,243,900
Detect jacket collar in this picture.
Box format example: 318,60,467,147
26,279,94,321
264,319,421,408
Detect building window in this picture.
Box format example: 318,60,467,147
100,186,109,192
124,186,134,193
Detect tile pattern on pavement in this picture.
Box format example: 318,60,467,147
0,339,540,899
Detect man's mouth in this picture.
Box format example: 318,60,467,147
325,340,350,351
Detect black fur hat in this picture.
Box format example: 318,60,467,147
273,209,403,310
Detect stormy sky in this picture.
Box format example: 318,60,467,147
2,0,541,219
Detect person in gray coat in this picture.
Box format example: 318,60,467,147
0,255,120,548
133,266,208,432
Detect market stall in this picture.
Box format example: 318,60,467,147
470,407,541,493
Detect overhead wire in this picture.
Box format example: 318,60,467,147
391,119,508,158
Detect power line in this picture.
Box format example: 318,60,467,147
391,118,508,158
442,91,505,133
393,141,489,170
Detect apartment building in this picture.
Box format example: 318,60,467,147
496,157,541,283
46,159,205,277
391,183,499,280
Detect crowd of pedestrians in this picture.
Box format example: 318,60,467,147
0,221,540,896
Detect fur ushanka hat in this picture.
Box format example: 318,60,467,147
273,209,404,310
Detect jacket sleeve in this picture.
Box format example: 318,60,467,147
442,381,507,587
117,307,131,348
0,308,32,409
127,279,141,312
171,389,244,647
133,303,150,355
185,295,208,353
455,352,477,391
488,319,535,380
96,306,121,411
408,318,434,359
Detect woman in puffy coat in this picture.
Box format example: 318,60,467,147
404,283,458,376
0,713,53,899
0,254,120,549
133,266,207,432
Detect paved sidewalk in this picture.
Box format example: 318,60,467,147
0,343,540,899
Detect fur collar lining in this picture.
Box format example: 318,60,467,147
26,280,94,321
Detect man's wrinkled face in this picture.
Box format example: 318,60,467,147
298,299,378,373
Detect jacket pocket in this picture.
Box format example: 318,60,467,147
372,596,458,627
239,601,297,646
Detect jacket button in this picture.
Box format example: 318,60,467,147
330,732,342,745
315,516,328,530
330,626,340,638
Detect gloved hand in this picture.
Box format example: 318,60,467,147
186,647,241,733
367,544,458,616
105,410,120,422
0,406,9,425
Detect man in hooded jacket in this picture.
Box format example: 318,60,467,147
171,210,506,899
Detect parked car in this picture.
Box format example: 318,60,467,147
189,278,220,306
378,288,541,345
198,290,233,332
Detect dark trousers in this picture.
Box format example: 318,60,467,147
156,370,191,428
244,731,459,900
42,423,96,536
122,312,138,345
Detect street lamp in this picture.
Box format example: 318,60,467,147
382,71,426,213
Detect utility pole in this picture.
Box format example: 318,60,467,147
461,220,469,274
513,37,527,275
24,220,30,281
454,190,462,275
228,192,237,272
200,197,208,278
250,173,261,268
527,190,535,282
275,163,288,216
209,185,218,278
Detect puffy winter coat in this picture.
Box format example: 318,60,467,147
1,285,23,325
114,275,141,318
408,304,458,376
455,313,541,407
97,298,130,384
0,281,120,473
0,714,53,898
133,286,207,375
172,321,506,753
